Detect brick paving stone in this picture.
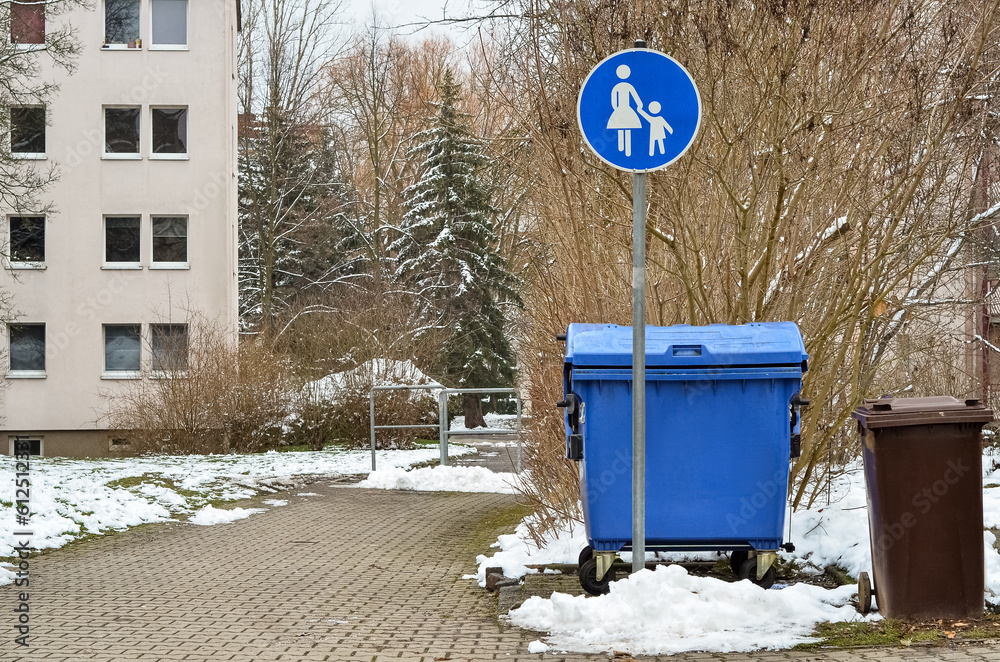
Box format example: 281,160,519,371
0,478,998,661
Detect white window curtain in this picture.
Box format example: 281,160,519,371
152,0,186,45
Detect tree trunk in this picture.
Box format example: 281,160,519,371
462,393,487,428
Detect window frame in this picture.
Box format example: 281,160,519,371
150,215,189,268
103,0,142,49
9,105,46,160
103,105,142,159
102,323,142,379
8,437,43,457
150,323,189,376
7,214,46,269
149,106,188,160
149,0,187,50
103,215,142,269
7,322,46,378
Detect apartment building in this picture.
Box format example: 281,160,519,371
1,0,239,456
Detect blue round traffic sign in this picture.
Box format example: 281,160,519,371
577,48,701,172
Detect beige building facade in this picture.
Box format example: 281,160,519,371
2,0,239,456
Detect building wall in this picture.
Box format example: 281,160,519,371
0,0,238,455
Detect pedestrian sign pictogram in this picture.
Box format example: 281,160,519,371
577,48,701,172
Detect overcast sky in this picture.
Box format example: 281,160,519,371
344,0,476,42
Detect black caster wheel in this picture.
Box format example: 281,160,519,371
578,545,594,568
579,557,616,595
738,557,776,589
857,571,873,614
729,550,749,575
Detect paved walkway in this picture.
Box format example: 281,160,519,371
1,452,1000,660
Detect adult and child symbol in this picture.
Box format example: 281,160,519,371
607,64,674,158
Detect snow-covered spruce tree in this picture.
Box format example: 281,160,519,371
391,70,523,428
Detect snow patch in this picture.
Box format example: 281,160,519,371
358,465,520,494
188,506,266,526
509,565,871,655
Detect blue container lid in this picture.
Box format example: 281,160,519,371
565,322,808,369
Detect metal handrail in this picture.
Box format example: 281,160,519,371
369,384,443,470
368,384,524,472
437,388,523,473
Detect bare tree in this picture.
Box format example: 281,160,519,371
1,0,82,212
238,0,349,328
476,0,1000,526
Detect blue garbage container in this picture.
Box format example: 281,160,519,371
560,322,809,594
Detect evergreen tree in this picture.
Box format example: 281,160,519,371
238,111,365,329
391,70,522,427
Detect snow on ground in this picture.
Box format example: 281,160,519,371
509,565,868,654
0,444,471,583
450,413,523,432
189,505,266,526
498,450,1000,655
470,515,722,587
357,465,521,494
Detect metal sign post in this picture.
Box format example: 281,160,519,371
576,38,701,577
632,167,647,573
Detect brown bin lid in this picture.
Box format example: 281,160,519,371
852,395,994,429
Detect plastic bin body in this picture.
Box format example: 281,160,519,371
564,322,808,553
853,397,993,620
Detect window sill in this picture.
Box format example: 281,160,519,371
8,262,46,270
149,263,189,270
11,153,46,160
149,154,189,161
102,264,142,270
102,45,143,51
13,43,45,51
102,372,141,380
102,154,142,160
148,45,188,51
150,370,189,379
8,371,46,379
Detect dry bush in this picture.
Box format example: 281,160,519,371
478,0,1000,529
100,319,291,454
278,285,448,449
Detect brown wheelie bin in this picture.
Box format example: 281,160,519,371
852,396,993,620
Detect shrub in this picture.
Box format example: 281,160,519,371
100,318,291,454
289,359,440,449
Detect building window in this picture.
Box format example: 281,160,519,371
104,324,141,374
9,216,44,265
105,107,140,155
8,323,45,374
10,1,44,45
151,323,188,371
151,108,187,155
151,0,186,47
10,106,45,157
109,436,131,450
105,0,140,46
151,216,187,265
105,216,141,265
9,437,43,457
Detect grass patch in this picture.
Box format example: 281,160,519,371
465,501,535,559
105,473,202,498
796,616,1000,649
